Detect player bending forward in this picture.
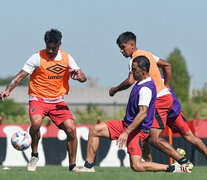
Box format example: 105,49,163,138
75,56,188,173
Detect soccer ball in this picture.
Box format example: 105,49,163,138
11,130,31,151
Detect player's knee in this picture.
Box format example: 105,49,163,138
89,125,102,136
131,163,144,172
30,123,41,133
66,125,76,139
89,125,99,137
148,136,160,145
29,127,41,140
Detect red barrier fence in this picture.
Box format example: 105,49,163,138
0,119,207,138
0,120,207,166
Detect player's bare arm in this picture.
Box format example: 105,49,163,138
109,71,135,97
0,70,29,101
157,58,171,89
116,105,148,148
69,69,87,83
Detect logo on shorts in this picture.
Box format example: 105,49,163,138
31,107,36,113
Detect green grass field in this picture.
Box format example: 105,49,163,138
1,166,207,180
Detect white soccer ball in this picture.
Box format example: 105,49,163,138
11,130,31,151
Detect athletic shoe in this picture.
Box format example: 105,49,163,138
182,161,194,173
70,166,82,172
27,156,39,172
176,148,186,157
73,166,95,172
170,163,186,173
175,148,194,173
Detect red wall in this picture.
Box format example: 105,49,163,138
1,119,207,138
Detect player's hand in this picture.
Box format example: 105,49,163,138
69,69,87,82
109,87,117,97
116,131,128,148
0,91,10,101
69,69,79,80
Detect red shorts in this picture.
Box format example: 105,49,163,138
151,94,173,129
167,111,190,134
105,120,149,155
29,100,74,127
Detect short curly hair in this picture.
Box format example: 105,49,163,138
44,29,62,44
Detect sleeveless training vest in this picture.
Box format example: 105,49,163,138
132,49,166,94
29,49,70,98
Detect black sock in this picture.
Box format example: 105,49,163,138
31,152,38,158
177,157,188,164
84,161,94,169
69,164,76,171
166,165,175,172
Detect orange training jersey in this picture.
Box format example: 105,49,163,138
29,49,70,98
131,49,166,94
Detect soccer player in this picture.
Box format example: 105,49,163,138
76,56,186,173
0,29,87,172
109,31,193,171
143,77,207,162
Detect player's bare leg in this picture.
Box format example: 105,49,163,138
28,114,43,171
142,141,152,162
61,119,77,171
182,130,207,158
148,128,183,160
148,128,193,172
86,122,110,162
130,154,185,172
75,122,110,172
29,114,43,153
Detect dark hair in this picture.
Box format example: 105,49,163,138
133,56,150,73
116,31,136,45
44,29,62,44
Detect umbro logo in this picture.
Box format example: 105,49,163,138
46,64,67,74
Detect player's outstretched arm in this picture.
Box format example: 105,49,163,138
69,69,87,83
116,105,148,148
0,70,29,101
157,58,171,89
109,71,135,97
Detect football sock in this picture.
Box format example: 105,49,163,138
177,157,188,164
166,165,175,172
69,164,76,171
31,152,38,158
84,161,94,168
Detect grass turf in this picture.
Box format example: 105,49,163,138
0,166,207,180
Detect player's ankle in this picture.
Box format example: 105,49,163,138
177,157,188,164
69,164,76,171
31,152,38,158
166,165,175,172
84,161,94,168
